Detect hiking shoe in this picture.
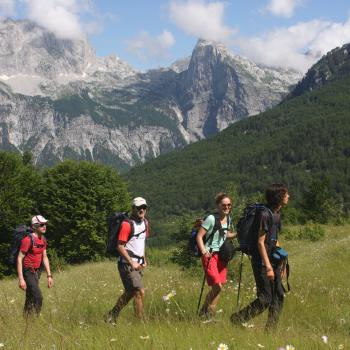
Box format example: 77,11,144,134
104,311,118,324
230,313,243,325
199,309,215,322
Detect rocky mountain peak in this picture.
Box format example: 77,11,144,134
289,42,350,98
0,19,136,95
0,19,95,76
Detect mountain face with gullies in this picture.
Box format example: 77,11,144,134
0,19,302,171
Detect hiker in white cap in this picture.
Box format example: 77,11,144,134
105,197,150,323
17,215,53,317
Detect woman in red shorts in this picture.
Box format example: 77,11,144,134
196,192,236,319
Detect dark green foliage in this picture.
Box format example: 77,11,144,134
0,154,132,277
300,178,344,224
170,215,200,269
284,223,325,241
125,76,350,223
0,152,42,277
39,160,130,264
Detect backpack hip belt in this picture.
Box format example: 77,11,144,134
119,250,144,264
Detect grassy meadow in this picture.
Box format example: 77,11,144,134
0,225,349,350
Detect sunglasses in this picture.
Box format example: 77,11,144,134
136,205,148,211
35,223,47,227
221,203,232,208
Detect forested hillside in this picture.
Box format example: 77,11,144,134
124,75,350,219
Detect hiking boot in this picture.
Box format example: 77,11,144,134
199,308,215,321
230,313,243,325
104,310,118,324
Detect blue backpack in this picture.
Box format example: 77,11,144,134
188,214,224,257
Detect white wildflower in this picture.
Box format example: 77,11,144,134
217,343,228,350
140,335,150,340
242,322,255,328
257,344,264,348
201,319,213,324
162,290,176,301
322,335,328,344
338,345,344,349
286,345,295,350
110,339,117,342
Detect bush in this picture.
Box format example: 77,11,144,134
284,222,325,241
46,248,66,273
40,160,130,264
170,244,200,269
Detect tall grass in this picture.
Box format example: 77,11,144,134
0,225,349,349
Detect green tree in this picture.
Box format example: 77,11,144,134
0,152,42,277
40,160,130,264
300,178,344,223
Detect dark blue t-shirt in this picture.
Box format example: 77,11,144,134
252,208,281,263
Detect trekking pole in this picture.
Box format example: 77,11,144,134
196,251,212,314
236,251,244,309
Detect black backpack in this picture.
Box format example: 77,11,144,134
8,225,34,267
106,212,133,257
236,203,271,255
188,214,226,257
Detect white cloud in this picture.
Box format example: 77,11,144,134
0,0,16,17
266,0,303,18
236,15,350,72
24,0,95,40
126,30,175,63
169,0,235,44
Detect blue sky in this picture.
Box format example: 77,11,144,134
1,0,350,72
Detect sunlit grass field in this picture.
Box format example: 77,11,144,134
0,225,349,349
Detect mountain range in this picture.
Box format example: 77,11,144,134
0,19,302,171
124,43,350,218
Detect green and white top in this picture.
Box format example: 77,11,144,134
201,214,231,252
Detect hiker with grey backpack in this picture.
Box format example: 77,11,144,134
195,192,236,320
231,184,290,331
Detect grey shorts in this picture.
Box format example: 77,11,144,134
118,262,144,292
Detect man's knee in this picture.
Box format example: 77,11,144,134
34,293,43,304
258,292,272,307
134,288,145,299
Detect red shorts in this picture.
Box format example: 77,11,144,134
201,253,228,286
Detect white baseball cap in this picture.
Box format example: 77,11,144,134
132,197,147,207
31,215,48,225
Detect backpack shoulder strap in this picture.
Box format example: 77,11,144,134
282,258,291,293
130,218,149,239
28,233,35,252
204,214,221,246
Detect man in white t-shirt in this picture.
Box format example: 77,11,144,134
105,197,149,323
